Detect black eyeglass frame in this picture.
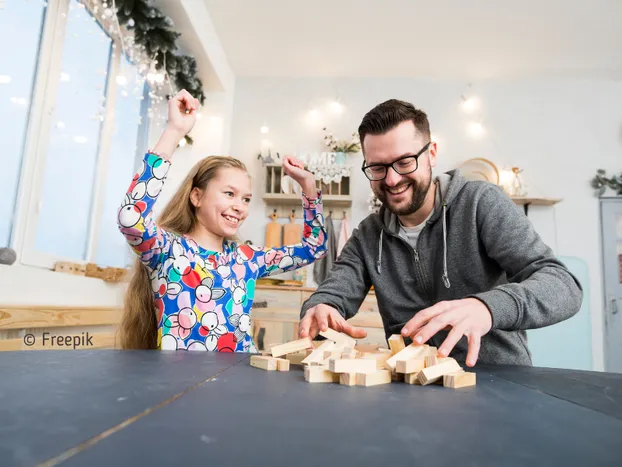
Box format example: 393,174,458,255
361,141,432,181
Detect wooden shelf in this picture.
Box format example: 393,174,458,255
263,193,352,207
511,197,562,206
510,197,562,215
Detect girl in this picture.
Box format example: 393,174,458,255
117,90,327,352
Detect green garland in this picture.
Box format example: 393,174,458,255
591,169,622,196
113,0,205,105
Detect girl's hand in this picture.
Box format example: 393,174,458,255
282,156,316,195
167,89,199,137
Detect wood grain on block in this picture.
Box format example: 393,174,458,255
304,366,340,383
250,355,278,371
329,358,377,374
339,373,357,386
385,344,428,371
362,352,393,369
396,358,425,374
425,355,438,367
341,348,358,359
285,352,306,366
323,350,342,360
425,346,438,356
354,344,382,353
388,334,406,355
356,370,392,387
276,358,290,371
417,359,461,386
301,340,334,365
271,337,312,357
405,372,421,385
444,371,475,388
319,328,356,348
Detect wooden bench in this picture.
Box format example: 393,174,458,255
0,305,123,351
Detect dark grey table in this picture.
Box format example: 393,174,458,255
1,351,621,467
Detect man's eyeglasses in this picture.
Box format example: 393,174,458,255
361,142,431,181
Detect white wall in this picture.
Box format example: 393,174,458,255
229,76,622,371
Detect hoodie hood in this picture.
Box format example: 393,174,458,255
375,169,468,287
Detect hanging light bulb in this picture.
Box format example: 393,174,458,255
260,125,269,134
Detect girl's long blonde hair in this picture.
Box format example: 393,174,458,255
118,155,248,349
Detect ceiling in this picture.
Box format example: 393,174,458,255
203,0,622,79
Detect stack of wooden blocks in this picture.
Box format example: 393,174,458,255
250,329,476,389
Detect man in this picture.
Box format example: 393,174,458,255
299,99,582,367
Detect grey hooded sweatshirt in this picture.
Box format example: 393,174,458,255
301,170,583,366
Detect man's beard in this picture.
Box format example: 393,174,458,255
375,165,432,216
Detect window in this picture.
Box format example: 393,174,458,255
12,0,152,269
34,0,112,260
95,57,150,268
0,0,46,246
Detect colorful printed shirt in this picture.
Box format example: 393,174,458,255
117,153,327,352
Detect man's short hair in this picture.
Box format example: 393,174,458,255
358,99,431,152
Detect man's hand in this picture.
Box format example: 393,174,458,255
401,298,492,367
299,304,367,340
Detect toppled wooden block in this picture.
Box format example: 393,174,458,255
301,340,334,365
304,366,340,383
329,358,377,374
271,337,313,358
425,355,439,367
341,348,359,359
356,370,392,387
388,334,406,355
320,328,356,348
418,359,461,386
361,351,393,370
339,373,357,386
444,371,476,388
396,358,425,374
250,355,278,371
285,352,306,366
385,344,428,371
405,372,421,385
275,358,290,372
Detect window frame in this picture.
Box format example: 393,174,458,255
10,0,151,270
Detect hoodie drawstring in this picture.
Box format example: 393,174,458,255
376,229,384,274
441,202,451,288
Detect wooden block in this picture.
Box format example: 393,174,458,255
396,358,425,374
417,359,461,386
250,355,278,371
425,346,438,357
356,370,392,387
385,344,428,371
354,344,382,353
339,373,357,386
323,350,342,360
444,371,475,389
329,358,377,374
285,352,306,366
341,348,359,359
275,358,290,372
319,328,356,348
301,340,334,365
362,352,393,369
405,372,421,385
304,366,340,383
388,334,406,355
271,337,312,357
425,355,438,367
